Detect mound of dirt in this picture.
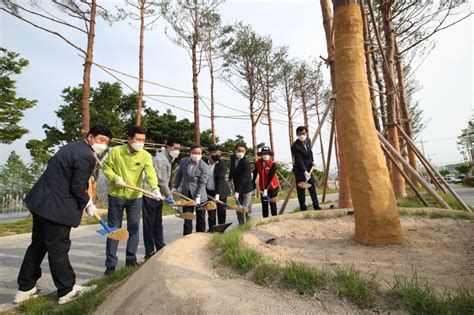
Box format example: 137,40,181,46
244,210,474,292
95,233,357,314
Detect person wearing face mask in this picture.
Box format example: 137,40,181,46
173,144,210,235
206,144,231,228
253,146,280,217
103,126,160,275
229,143,254,225
14,126,112,305
291,126,321,211
142,137,182,259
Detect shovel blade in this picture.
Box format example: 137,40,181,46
96,225,118,236
297,182,312,189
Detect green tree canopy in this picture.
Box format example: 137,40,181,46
0,151,34,195
0,47,37,143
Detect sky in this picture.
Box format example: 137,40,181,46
0,0,472,171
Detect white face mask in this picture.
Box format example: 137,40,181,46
298,135,307,142
131,142,144,152
169,150,180,159
236,152,245,159
190,154,202,162
92,143,107,155
262,155,270,161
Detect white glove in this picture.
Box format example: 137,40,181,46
304,171,311,181
234,192,239,199
195,196,201,205
115,177,126,187
263,189,268,197
153,189,162,200
85,204,97,217
171,188,177,194
312,161,317,167
215,194,220,201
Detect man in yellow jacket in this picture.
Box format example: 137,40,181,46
103,126,160,275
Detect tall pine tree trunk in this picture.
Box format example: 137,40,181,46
394,39,419,186
81,0,96,137
136,0,145,126
266,90,275,157
334,0,403,245
320,0,352,208
379,0,406,197
192,0,200,144
299,80,309,133
208,42,216,144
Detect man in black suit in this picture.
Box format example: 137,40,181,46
291,126,321,211
14,126,112,305
229,143,254,225
206,144,231,227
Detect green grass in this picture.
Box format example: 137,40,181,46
251,262,282,286
398,208,474,221
0,217,33,237
385,273,474,315
210,226,262,274
17,265,139,315
397,189,473,211
281,261,329,295
332,266,376,307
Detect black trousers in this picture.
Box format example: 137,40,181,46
206,189,227,227
17,214,75,297
261,188,278,218
142,196,165,258
183,192,205,235
296,177,321,211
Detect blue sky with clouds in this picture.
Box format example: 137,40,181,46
0,0,472,169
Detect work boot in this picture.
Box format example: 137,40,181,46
104,266,115,276
57,284,97,305
13,287,38,304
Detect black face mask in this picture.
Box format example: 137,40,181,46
211,155,220,162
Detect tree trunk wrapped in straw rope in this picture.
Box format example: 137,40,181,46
333,0,403,245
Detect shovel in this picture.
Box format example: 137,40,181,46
258,189,278,203
208,195,248,214
297,166,314,189
93,213,129,241
121,183,196,220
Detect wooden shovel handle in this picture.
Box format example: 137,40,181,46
93,212,102,222
122,183,163,200
207,195,223,205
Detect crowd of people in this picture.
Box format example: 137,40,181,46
13,124,320,305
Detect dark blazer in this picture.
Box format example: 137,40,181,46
291,138,314,182
25,140,96,227
208,160,231,197
229,154,254,195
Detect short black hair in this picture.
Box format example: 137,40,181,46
189,144,202,152
166,136,181,147
128,126,146,138
296,126,307,134
235,143,246,150
88,125,112,139
208,144,220,152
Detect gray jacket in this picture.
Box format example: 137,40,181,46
173,157,209,202
153,149,173,198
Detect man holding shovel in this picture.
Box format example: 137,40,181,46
291,126,321,211
173,144,209,235
14,126,112,305
229,143,254,225
103,126,160,275
142,137,181,259
206,144,231,227
253,146,280,217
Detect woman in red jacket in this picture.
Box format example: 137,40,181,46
253,146,280,217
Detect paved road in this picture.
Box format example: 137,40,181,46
450,184,474,206
0,194,338,308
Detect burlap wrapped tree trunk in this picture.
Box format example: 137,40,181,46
333,1,403,245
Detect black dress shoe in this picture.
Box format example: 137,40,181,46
104,266,115,276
